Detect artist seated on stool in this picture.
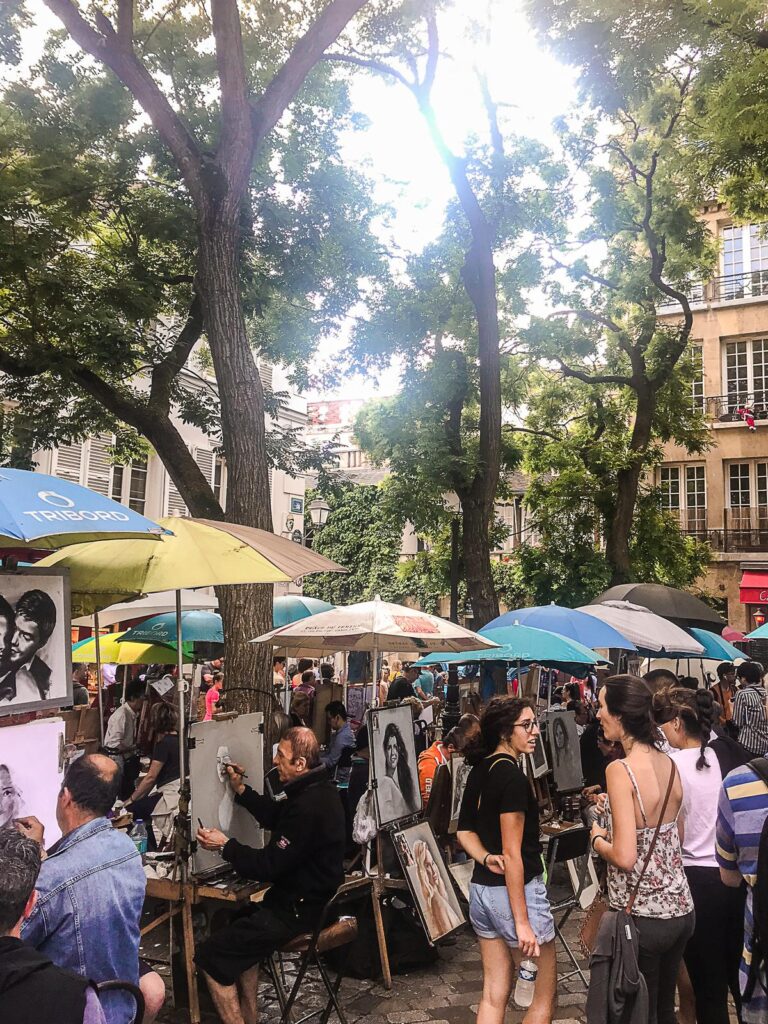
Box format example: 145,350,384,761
194,727,346,1024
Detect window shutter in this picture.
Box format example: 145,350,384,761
54,443,84,484
165,477,189,517
194,447,214,486
258,359,274,393
86,435,113,496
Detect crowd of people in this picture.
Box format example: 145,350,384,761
3,648,768,1024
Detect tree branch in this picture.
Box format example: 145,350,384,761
210,0,253,197
548,308,623,335
321,51,413,89
117,0,133,48
148,295,204,411
44,0,205,206
555,358,633,387
251,0,369,152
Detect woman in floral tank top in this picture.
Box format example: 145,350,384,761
590,675,694,1024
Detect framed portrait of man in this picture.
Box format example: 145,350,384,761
0,567,71,716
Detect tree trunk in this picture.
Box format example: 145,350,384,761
605,386,656,584
196,220,274,715
461,494,499,628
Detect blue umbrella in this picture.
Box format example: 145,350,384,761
273,595,335,629
684,628,744,661
482,604,636,651
412,622,599,668
119,610,223,646
745,621,768,642
0,467,168,548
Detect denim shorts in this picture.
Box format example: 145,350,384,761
469,876,555,946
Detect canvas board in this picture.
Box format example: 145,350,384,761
0,718,65,847
543,710,583,792
189,712,265,875
529,732,549,779
448,754,472,834
0,568,72,716
369,705,421,826
392,821,466,943
448,860,474,902
566,854,600,910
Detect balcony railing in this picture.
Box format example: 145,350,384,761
657,270,768,309
701,392,768,421
679,507,768,552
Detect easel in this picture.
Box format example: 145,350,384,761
368,825,412,989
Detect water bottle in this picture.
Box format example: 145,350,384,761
131,819,148,856
514,959,538,1008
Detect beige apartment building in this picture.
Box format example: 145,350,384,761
659,203,768,631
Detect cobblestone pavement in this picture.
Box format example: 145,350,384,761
152,904,591,1024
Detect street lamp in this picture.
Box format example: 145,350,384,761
308,497,331,529
754,607,766,629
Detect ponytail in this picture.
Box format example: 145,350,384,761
652,686,715,770
693,689,715,770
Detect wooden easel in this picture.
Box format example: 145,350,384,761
368,828,410,989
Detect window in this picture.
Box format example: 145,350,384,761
659,465,707,534
727,462,768,534
686,466,706,533
110,457,148,515
723,338,768,410
164,446,225,517
719,223,768,299
729,463,751,507
52,435,114,494
660,467,680,511
213,455,225,505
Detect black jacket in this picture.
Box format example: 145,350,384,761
222,765,345,904
0,936,91,1024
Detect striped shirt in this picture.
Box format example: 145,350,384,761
716,764,768,1023
732,685,768,757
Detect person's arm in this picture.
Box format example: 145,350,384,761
321,731,342,770
103,707,126,751
731,690,748,729
500,811,538,958
82,986,108,1024
715,782,743,888
590,760,638,871
456,830,504,874
200,803,308,881
231,774,281,829
129,758,163,803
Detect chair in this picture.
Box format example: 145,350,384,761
92,979,145,1024
263,877,371,1024
544,825,591,988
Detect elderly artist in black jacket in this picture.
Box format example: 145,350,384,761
194,726,345,1024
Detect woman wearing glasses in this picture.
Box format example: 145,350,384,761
457,698,555,1024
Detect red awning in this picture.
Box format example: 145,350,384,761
739,570,768,604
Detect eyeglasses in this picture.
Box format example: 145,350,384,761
514,719,539,734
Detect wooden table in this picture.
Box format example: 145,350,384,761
143,874,263,1023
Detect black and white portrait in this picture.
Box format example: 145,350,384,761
529,732,549,779
544,710,583,792
393,821,465,943
0,719,66,846
0,569,71,716
369,705,421,826
448,754,472,833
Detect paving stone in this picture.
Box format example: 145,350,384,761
385,1011,431,1023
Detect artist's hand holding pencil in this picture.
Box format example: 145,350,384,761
225,762,247,795
15,816,45,847
196,823,229,851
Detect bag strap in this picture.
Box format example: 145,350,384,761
624,760,676,916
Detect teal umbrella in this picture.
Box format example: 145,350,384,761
273,595,334,628
745,621,768,641
120,610,223,646
684,628,744,661
412,622,599,669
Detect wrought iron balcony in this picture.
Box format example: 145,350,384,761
697,392,768,422
679,507,768,552
657,271,768,310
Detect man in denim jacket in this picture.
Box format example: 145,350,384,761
17,754,165,1024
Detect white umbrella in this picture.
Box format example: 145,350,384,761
577,601,704,656
252,595,500,655
252,595,499,705
71,589,218,628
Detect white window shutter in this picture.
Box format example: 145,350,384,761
258,359,274,393
54,442,84,484
165,476,189,517
86,434,113,496
194,447,214,486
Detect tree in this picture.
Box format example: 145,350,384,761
329,8,565,626
1,0,383,701
520,42,717,583
302,482,407,605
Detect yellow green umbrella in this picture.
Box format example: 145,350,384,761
39,516,346,616
72,631,194,665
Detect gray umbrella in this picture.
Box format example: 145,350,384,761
590,583,725,634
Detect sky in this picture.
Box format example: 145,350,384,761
11,0,576,402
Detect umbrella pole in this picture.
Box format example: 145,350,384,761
372,646,379,709
94,612,104,745
283,647,290,715
176,590,186,789
343,650,348,709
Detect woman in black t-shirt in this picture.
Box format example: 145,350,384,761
126,703,180,848
457,697,555,1024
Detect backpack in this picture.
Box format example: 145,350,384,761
745,757,768,1001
